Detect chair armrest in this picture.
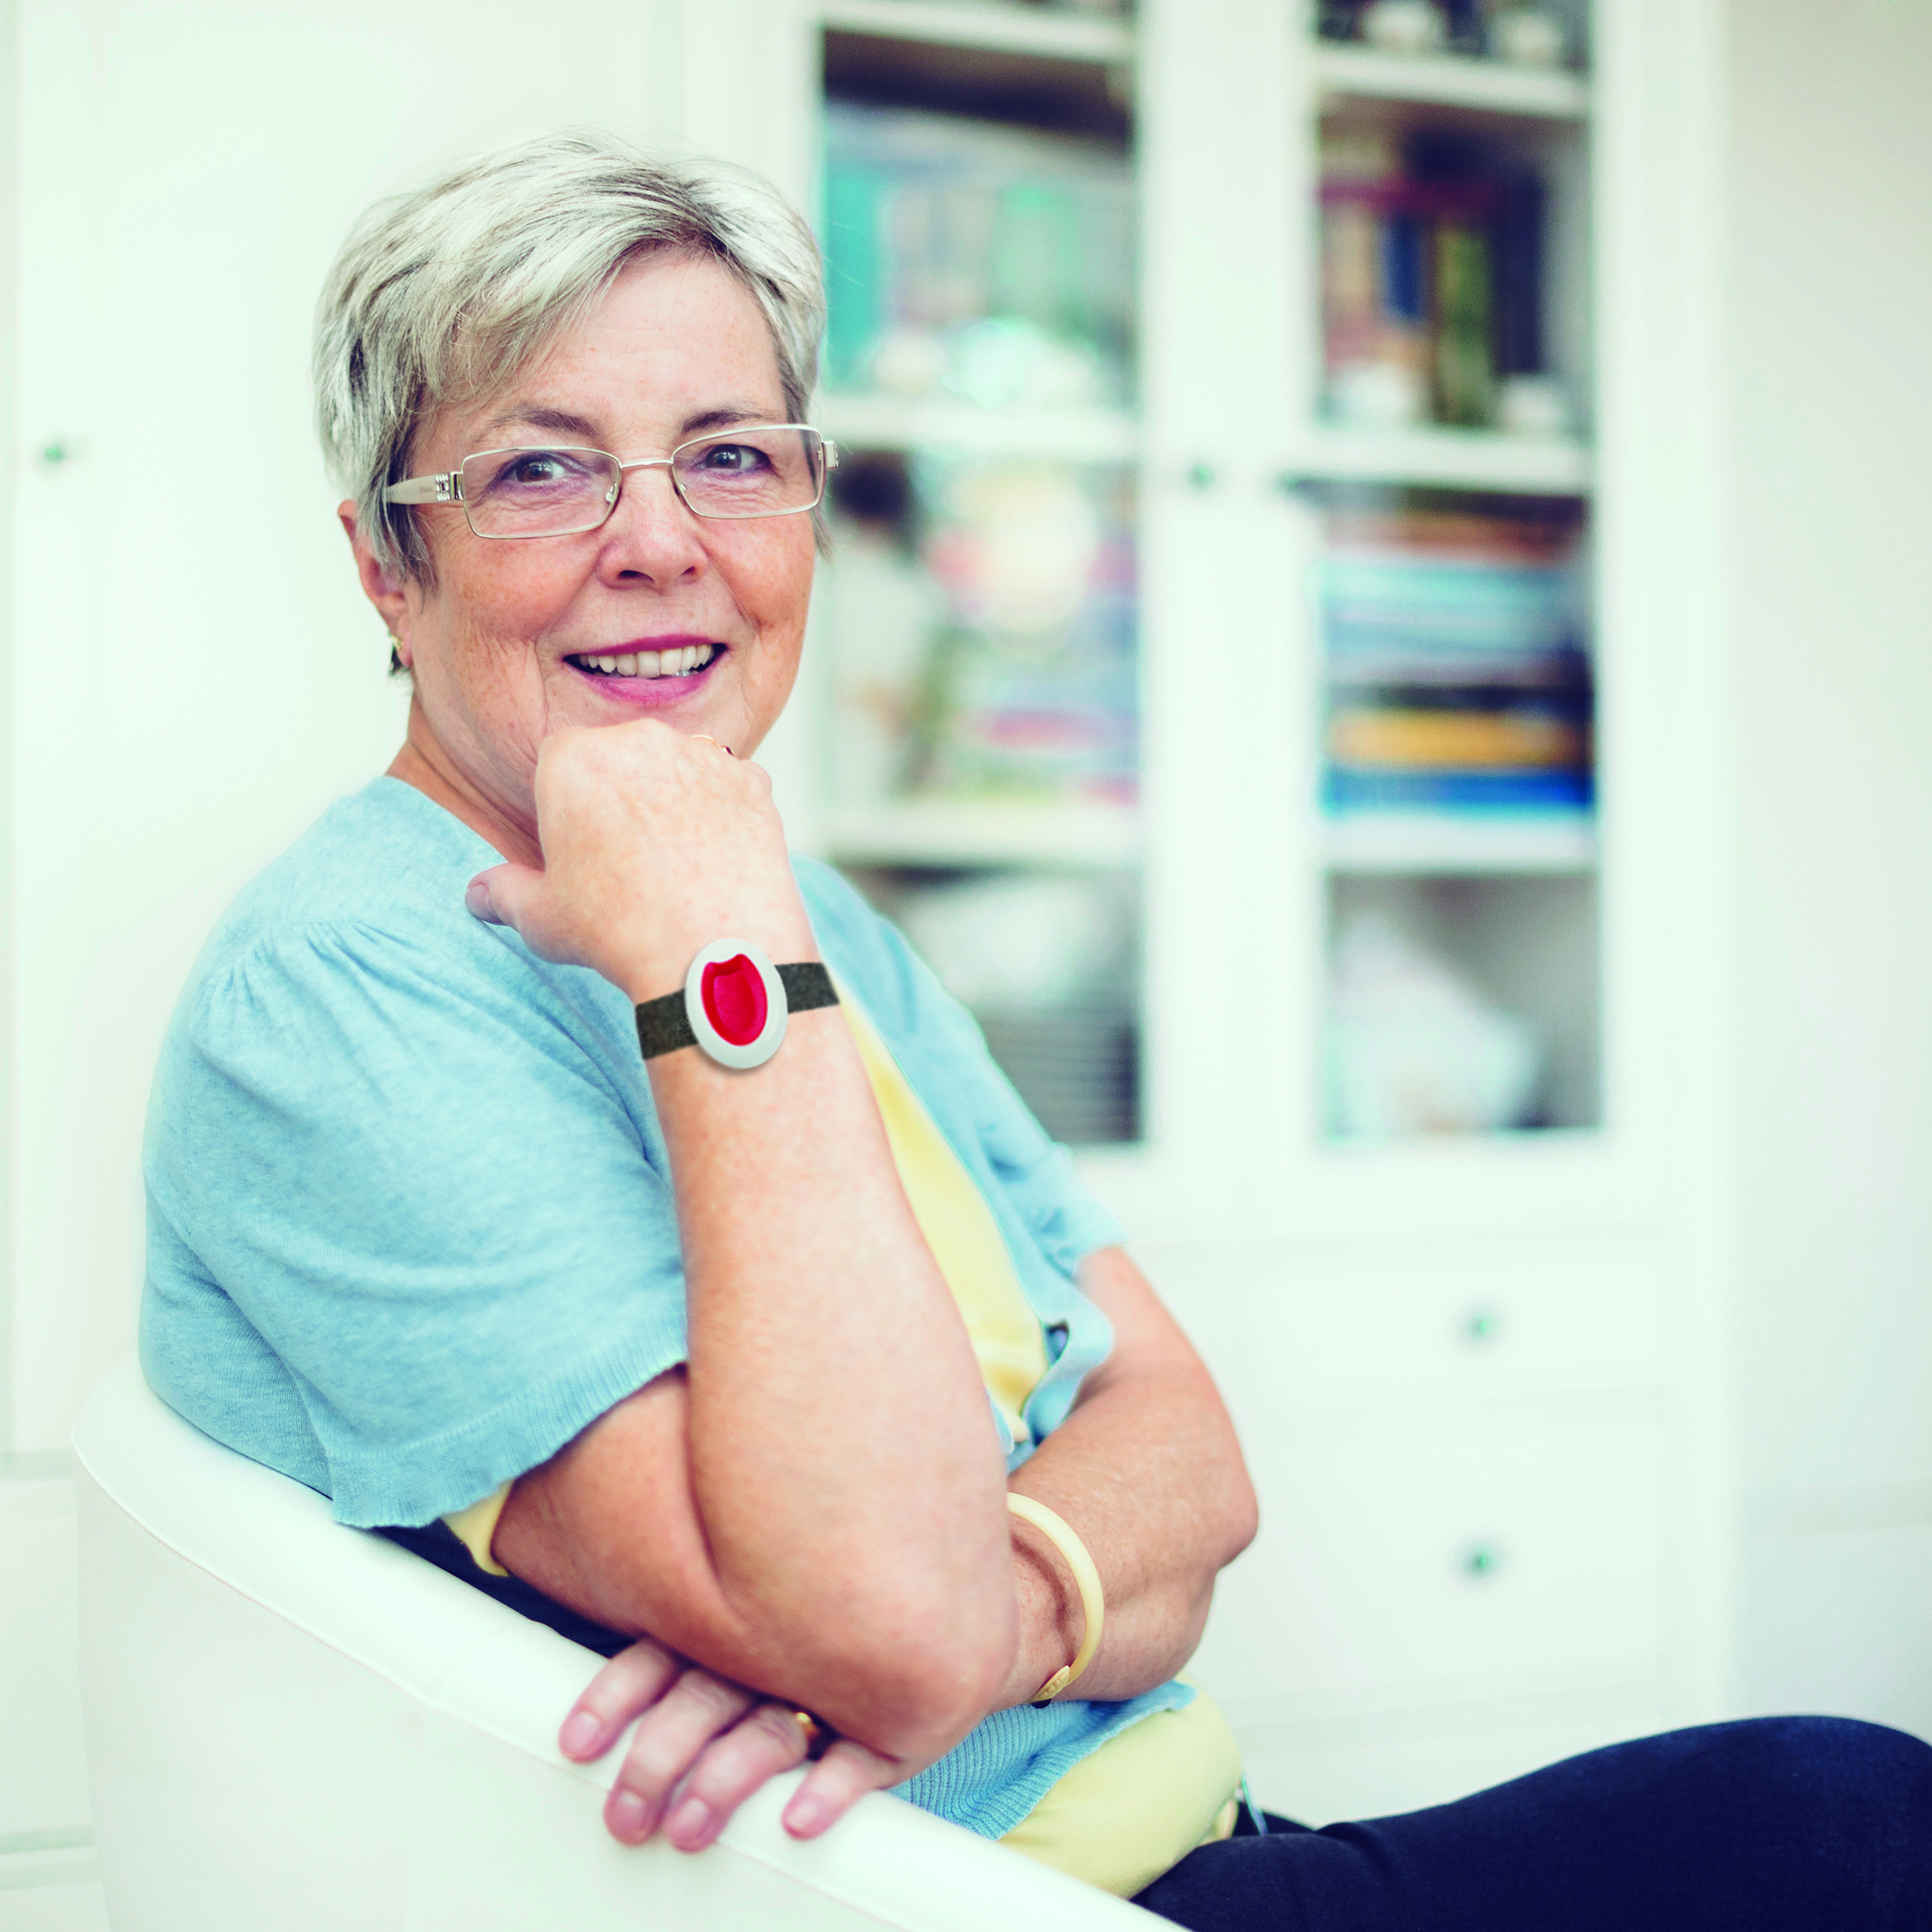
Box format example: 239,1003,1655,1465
74,1360,1158,1931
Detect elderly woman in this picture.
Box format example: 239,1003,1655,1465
142,133,1929,1929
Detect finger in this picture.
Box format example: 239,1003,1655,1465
659,1702,813,1853
781,1736,904,1839
465,862,543,931
559,1638,682,1761
605,1669,756,1844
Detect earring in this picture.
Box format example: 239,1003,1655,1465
388,633,408,675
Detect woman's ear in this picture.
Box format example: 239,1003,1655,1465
339,501,416,665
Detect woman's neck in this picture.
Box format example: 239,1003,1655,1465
386,697,545,871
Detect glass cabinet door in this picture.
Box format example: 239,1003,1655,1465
1297,0,1601,1144
812,15,1145,1146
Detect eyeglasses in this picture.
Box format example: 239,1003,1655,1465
382,425,837,540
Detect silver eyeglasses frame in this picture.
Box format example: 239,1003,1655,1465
381,425,838,539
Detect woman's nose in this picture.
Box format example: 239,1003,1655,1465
595,461,708,584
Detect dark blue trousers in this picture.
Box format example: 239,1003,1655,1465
1133,1718,1932,1930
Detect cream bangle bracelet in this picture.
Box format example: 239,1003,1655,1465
1007,1493,1105,1704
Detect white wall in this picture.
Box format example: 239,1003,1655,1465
1725,0,1932,1732
0,6,710,1913
2,0,696,1452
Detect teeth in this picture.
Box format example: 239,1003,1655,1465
577,643,717,678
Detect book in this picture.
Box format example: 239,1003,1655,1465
1320,497,1594,823
822,103,1135,411
1318,129,1554,432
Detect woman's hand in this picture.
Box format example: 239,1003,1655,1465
560,1638,918,1849
465,717,816,1003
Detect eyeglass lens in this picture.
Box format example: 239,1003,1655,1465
458,428,826,537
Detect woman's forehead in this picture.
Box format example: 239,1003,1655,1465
434,253,785,455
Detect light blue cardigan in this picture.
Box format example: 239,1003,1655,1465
139,775,1191,1838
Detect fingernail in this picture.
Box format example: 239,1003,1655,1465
608,1789,652,1840
784,1793,830,1838
464,875,496,922
666,1796,712,1849
559,1709,601,1757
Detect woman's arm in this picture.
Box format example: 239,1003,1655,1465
529,1246,1257,1846
477,721,1015,1757
992,1245,1258,1709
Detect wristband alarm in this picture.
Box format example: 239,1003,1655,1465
635,940,837,1070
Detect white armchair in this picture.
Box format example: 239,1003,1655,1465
72,1359,1155,1932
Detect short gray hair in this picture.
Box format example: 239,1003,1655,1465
313,130,825,584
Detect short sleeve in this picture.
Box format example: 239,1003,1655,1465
143,917,686,1528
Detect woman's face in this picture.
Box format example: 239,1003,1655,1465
356,250,816,840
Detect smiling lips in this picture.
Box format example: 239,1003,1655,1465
569,641,717,679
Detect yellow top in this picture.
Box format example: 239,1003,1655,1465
837,988,1048,1451
442,984,1240,1895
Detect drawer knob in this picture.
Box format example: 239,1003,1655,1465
1461,1306,1503,1346
1458,1542,1504,1581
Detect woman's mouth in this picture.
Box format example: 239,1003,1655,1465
565,641,719,680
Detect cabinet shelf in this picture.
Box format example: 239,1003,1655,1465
1284,425,1592,495
1321,816,1597,875
820,392,1140,461
820,0,1134,63
822,799,1141,869
1312,44,1589,121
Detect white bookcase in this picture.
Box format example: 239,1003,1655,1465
643,0,1731,1820
670,0,1729,1820
1127,0,1725,1816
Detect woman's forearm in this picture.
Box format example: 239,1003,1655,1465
649,1003,1016,1740
992,1247,1257,1708
478,725,1016,1755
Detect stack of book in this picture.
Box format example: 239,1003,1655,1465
1320,126,1556,432
821,102,1136,410
1321,499,1592,820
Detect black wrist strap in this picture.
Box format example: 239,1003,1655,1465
635,961,839,1062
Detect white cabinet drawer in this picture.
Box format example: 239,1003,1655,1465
1229,1246,1664,1412
1191,1408,1664,1726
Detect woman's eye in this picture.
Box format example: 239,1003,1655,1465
471,450,596,496
505,453,572,487
698,442,770,474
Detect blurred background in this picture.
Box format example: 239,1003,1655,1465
2,0,1930,1917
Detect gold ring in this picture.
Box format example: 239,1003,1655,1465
784,1708,828,1758
690,734,734,756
